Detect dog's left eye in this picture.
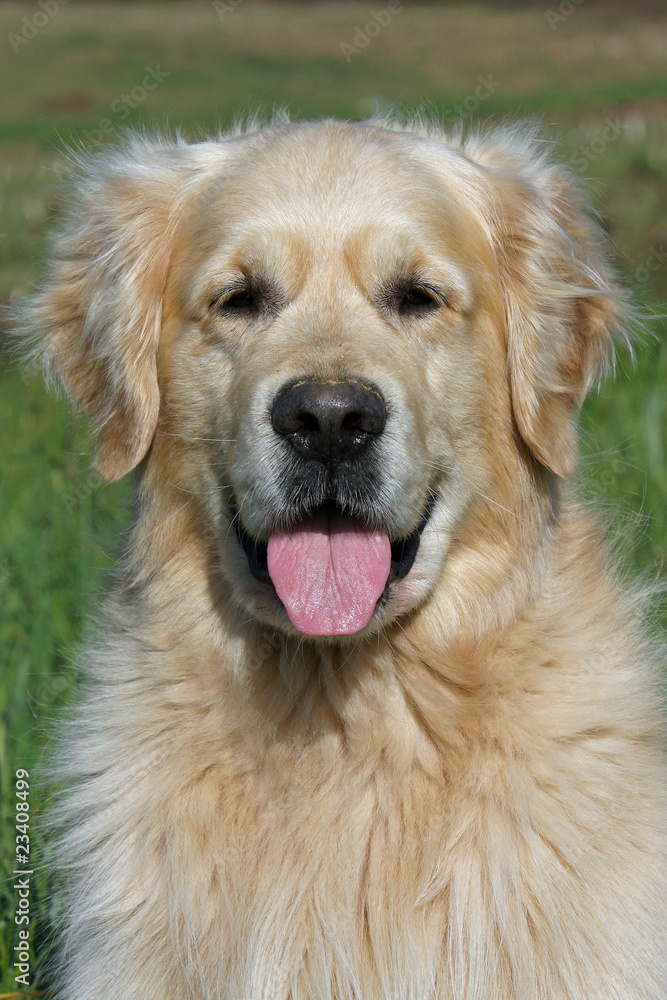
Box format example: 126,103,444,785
388,282,445,316
399,286,439,312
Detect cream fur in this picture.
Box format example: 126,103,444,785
18,116,667,999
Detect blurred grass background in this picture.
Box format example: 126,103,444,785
0,0,665,993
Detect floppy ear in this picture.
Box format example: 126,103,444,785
463,127,628,477
18,137,190,482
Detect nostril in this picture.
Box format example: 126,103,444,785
342,411,362,430
271,397,317,436
342,408,384,436
298,412,320,434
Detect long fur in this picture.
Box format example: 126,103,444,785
18,115,667,999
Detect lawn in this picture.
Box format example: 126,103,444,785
0,1,665,993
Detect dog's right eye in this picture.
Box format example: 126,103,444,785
212,287,258,314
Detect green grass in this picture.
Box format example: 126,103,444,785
0,1,666,993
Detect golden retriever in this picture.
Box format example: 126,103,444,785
20,116,666,999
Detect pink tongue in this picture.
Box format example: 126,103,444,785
267,510,391,636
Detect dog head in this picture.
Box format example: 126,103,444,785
20,119,626,641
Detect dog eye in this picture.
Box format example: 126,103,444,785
389,281,447,316
399,286,439,311
214,287,258,313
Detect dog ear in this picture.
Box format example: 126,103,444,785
18,138,192,482
464,127,628,478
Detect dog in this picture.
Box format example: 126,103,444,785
20,116,666,999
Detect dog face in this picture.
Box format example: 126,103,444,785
22,120,624,641
165,125,507,638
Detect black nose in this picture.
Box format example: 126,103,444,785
271,379,387,462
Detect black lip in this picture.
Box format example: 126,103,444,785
233,496,436,588
389,494,435,580
236,521,271,584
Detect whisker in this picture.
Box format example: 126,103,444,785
223,486,260,547
160,477,228,499
136,501,192,543
421,459,450,476
158,431,238,444
471,489,528,522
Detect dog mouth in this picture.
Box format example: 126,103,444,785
234,497,434,637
